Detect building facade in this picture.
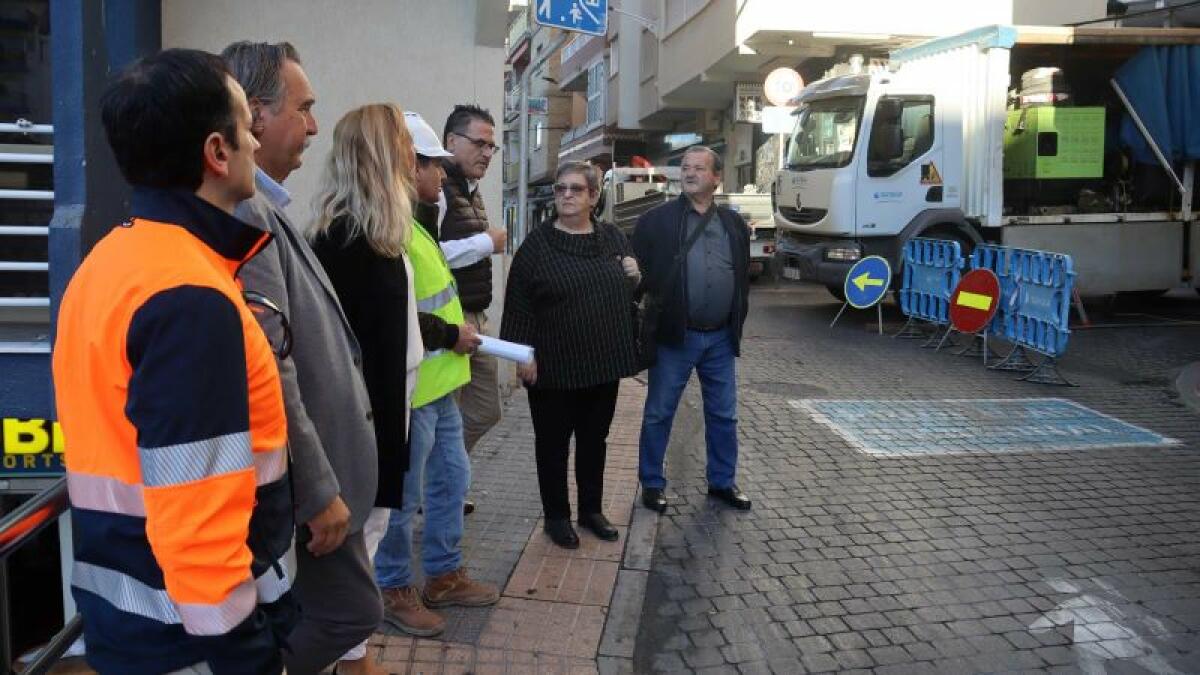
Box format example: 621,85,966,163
501,0,1110,226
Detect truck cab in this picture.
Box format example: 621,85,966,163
774,69,972,298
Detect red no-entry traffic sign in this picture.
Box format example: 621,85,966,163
949,269,1001,334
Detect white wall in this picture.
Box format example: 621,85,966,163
1013,0,1108,26
732,0,1015,46
162,0,505,247
162,0,509,336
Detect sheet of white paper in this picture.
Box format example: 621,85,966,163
477,335,535,365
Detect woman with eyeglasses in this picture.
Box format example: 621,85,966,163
500,161,641,549
306,104,479,653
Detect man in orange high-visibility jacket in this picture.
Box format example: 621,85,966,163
53,49,297,675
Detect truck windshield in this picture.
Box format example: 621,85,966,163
786,97,865,170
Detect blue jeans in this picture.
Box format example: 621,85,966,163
374,394,470,589
638,327,739,490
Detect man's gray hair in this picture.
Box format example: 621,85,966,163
683,144,723,173
220,41,300,111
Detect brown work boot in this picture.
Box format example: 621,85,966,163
421,568,500,608
381,585,445,637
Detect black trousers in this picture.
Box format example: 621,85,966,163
527,380,620,520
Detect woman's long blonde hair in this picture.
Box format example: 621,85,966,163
308,103,415,257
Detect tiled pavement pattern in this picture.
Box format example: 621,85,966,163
632,285,1200,674
370,382,648,673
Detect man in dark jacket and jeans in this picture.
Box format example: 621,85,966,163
632,145,753,513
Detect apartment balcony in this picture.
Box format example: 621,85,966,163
507,6,531,66
652,0,1012,115
559,33,605,91
503,160,520,186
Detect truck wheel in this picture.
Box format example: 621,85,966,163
924,229,975,259
826,284,846,302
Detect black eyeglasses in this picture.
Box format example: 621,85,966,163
451,131,500,153
553,183,589,196
243,290,293,359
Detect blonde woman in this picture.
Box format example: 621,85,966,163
308,104,478,656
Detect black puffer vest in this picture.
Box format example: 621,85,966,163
440,161,492,312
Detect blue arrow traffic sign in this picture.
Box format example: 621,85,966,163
843,256,892,309
534,0,608,37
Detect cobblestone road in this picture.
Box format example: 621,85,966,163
633,285,1200,674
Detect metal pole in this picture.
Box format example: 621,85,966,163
516,32,570,247
518,67,530,245
1111,79,1186,194
59,512,76,621
829,301,848,328
1182,162,1195,221
1,560,9,675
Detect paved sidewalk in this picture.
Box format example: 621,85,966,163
368,380,650,674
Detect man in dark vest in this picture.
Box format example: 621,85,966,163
439,105,506,499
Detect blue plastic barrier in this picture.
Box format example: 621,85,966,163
1005,248,1075,358
969,244,1017,336
898,237,964,325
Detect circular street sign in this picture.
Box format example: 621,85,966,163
949,269,1001,334
843,256,892,309
764,67,804,106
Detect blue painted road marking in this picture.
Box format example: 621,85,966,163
843,255,892,309
535,0,608,36
790,398,1178,455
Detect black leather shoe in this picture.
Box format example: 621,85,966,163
578,513,619,541
463,499,475,515
708,485,752,510
641,487,668,513
544,518,580,549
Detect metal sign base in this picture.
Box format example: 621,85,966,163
922,324,953,349
892,316,932,340
830,302,884,335
953,332,1000,366
1018,356,1078,387
989,345,1039,373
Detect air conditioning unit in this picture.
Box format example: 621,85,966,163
701,110,722,133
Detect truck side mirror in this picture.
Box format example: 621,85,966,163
870,120,904,161
876,97,904,123
869,98,906,161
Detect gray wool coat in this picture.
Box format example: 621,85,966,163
236,174,379,533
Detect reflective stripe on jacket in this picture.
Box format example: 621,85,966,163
410,219,470,407
52,188,294,675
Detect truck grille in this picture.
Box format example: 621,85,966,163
779,206,827,225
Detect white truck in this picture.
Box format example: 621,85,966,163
774,24,1200,298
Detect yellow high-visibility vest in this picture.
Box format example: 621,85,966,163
410,221,470,407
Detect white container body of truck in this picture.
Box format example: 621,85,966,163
774,24,1200,297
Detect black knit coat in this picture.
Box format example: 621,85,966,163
500,220,639,390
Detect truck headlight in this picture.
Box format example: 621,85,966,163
824,247,861,262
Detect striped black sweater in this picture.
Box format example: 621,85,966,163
501,220,639,390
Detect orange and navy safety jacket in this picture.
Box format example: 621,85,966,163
52,188,297,675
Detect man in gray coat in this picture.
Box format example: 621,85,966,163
224,42,384,675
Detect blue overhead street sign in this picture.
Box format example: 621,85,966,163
535,0,608,37
843,256,892,309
